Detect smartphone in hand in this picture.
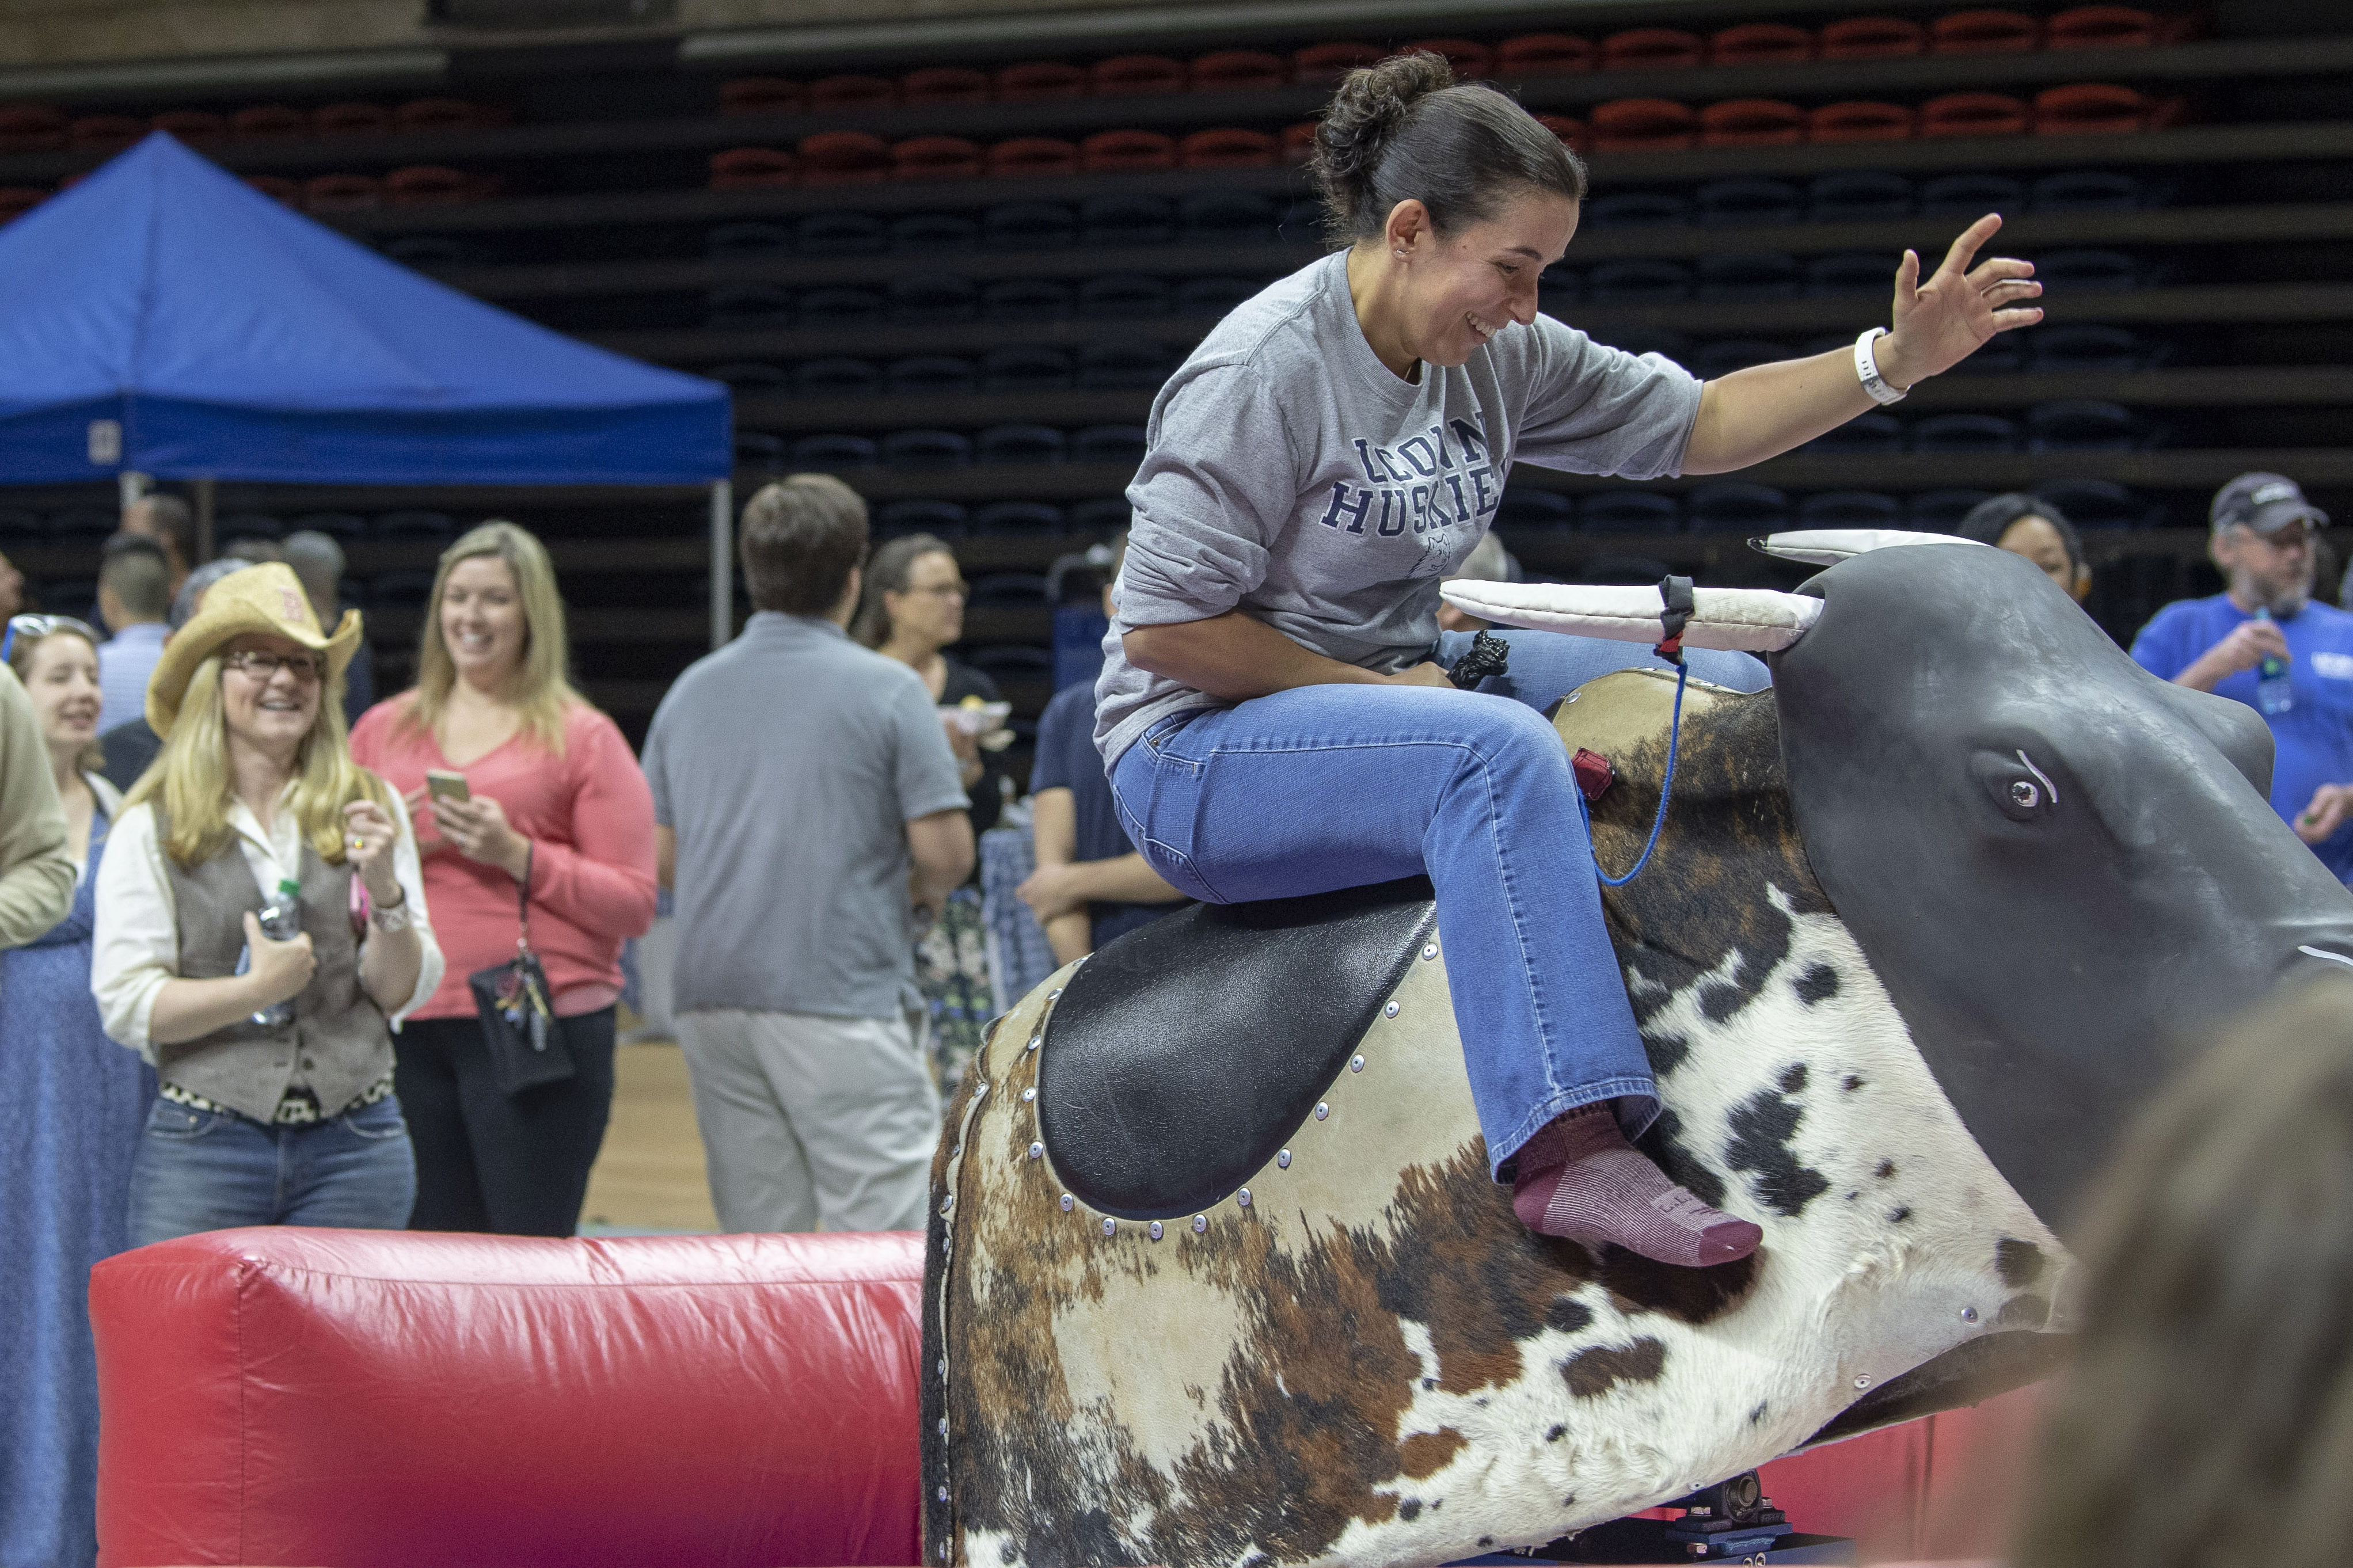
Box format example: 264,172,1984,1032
425,770,470,805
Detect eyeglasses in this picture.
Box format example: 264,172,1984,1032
222,649,325,683
0,614,97,664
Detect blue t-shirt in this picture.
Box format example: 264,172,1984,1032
2131,593,2353,881
1032,680,1184,947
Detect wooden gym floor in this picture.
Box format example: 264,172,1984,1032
580,1038,720,1234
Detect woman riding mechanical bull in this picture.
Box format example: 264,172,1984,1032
1100,51,2043,1268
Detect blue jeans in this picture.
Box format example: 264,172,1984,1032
124,1094,419,1248
1109,630,1769,1175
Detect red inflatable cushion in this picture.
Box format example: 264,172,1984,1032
1818,16,1926,58
92,1227,926,1568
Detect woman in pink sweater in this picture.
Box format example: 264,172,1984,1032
351,522,657,1235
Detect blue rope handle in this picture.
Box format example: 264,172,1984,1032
1579,660,1689,887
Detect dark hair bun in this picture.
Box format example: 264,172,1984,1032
1312,51,1454,221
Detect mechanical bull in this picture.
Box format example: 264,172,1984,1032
921,531,2353,1568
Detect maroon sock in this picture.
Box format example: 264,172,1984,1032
1511,1103,1762,1268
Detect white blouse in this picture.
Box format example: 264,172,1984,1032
91,786,442,1059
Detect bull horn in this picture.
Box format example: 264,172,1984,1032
1754,529,1994,566
1438,580,1822,653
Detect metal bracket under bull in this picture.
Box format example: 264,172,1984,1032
1653,574,1696,666
1440,1473,1855,1566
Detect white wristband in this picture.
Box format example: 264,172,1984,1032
1854,327,1908,406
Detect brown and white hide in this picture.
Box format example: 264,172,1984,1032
923,670,2071,1568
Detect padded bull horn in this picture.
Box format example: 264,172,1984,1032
1438,580,1823,652
1754,529,1995,566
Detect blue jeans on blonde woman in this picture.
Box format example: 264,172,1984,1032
124,1093,418,1248
1107,629,1769,1177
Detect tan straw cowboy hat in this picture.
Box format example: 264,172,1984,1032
146,561,363,735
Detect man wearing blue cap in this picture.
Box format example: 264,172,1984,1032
2133,472,2353,881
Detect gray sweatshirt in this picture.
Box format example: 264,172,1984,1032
1093,251,1705,767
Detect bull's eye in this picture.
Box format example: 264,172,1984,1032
2009,780,2040,809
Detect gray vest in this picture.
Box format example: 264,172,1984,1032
157,806,391,1122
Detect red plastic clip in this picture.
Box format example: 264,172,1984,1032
1572,748,1615,803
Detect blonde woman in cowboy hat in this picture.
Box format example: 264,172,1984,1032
92,564,443,1246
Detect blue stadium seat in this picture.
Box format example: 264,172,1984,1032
792,358,882,396
2035,478,2154,529
1918,174,2024,217
789,433,879,470
1277,198,1328,245
2028,399,2138,451
1585,191,1690,228
1804,253,1892,296
1694,178,1802,227
1808,412,1904,452
710,361,789,392
368,569,436,607
797,287,885,324
1610,328,1690,363
1685,481,1789,535
1176,276,1257,315
289,512,368,541
47,509,116,545
1494,489,1576,530
885,357,977,394
982,345,1074,391
965,644,1058,682
374,511,460,541
40,579,95,616
0,509,41,545
795,211,885,255
880,430,972,470
983,202,1076,250
1072,425,1149,466
1178,190,1277,245
1070,497,1132,534
1538,265,1580,314
972,502,1068,535
977,425,1067,465
1579,489,1682,533
2029,324,2151,372
981,280,1071,321
1078,339,1174,390
1697,254,1800,301
1079,194,1174,248
1586,260,1691,303
1946,332,2026,375
706,222,793,258
1796,491,1905,528
876,498,970,538
1909,414,2019,454
887,275,978,324
703,284,795,329
1807,170,1911,221
1690,340,1787,378
2029,171,2141,212
2035,250,2141,291
218,512,287,543
888,212,979,252
381,234,476,272
1079,275,1171,318
733,431,786,470
1906,490,1994,531
968,574,1051,606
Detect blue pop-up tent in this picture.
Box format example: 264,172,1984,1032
0,133,740,640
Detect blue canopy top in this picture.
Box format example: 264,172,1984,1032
0,133,731,486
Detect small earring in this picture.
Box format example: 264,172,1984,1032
1393,249,1407,258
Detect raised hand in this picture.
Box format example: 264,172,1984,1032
1878,214,2044,387
341,798,403,904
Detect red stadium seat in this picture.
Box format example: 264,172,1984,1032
2033,82,2150,133
0,105,67,152
1179,127,1277,168
892,134,984,179
1710,23,1815,64
993,61,1087,100
1701,98,1807,146
1932,9,2042,53
0,187,45,222
797,130,892,183
1498,34,1594,74
383,165,477,205
1601,28,1705,70
1080,128,1176,171
230,104,309,138
1919,92,2033,136
707,146,798,189
1407,39,1493,78
986,136,1080,176
1819,16,1926,57
719,76,803,116
67,115,146,152
808,74,896,111
1534,114,1587,153
1588,98,1699,151
1809,100,1917,141
2046,5,2160,47
311,101,393,135
1089,55,1187,96
1189,51,1287,90
242,174,302,204
150,110,227,146
394,98,496,131
1291,41,1382,86
300,173,383,210
900,66,990,105
1280,121,1319,162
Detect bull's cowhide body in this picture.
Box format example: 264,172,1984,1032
923,670,2069,1568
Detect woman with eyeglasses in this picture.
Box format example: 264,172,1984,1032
349,522,656,1237
852,533,1003,1090
92,564,442,1246
0,614,147,1568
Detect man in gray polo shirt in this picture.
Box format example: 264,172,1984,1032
644,474,973,1232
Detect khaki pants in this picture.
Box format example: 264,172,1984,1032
674,1008,941,1234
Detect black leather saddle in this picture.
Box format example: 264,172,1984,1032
1037,877,1438,1219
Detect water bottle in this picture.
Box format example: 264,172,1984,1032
240,878,305,1029
2255,607,2295,716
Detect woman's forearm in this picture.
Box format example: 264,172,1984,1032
1124,612,1406,700
1682,349,1883,475
150,973,268,1046
360,924,424,1014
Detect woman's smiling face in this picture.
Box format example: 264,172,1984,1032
22,632,100,756
1394,188,1579,369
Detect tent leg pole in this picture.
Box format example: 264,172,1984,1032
194,476,215,562
710,479,733,651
